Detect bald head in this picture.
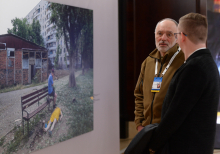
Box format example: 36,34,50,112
155,19,178,54
155,18,178,32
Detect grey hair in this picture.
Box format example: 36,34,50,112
155,18,178,32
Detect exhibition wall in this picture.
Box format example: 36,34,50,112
0,0,118,153
27,0,119,153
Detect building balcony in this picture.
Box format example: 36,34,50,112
48,54,56,59
47,46,56,50
47,9,51,14
65,52,69,56
46,37,56,43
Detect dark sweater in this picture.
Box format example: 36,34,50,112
149,49,220,154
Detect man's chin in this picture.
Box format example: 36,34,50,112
158,47,169,53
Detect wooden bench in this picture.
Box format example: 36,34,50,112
21,86,54,136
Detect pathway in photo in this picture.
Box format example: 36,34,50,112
0,70,82,139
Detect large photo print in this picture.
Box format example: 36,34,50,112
0,1,93,153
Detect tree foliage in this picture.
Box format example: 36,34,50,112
55,44,61,69
81,11,93,74
7,18,44,46
50,3,93,87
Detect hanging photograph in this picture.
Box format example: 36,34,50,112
0,0,93,153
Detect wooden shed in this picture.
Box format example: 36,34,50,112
0,34,48,87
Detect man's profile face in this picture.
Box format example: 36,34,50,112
177,25,182,49
155,20,177,53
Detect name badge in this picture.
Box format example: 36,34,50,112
151,77,163,92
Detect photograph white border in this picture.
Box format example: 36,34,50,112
32,0,119,153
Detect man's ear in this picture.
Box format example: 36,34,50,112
181,32,186,42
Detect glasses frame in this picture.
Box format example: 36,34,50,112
174,32,187,39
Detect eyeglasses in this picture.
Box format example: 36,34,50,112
155,31,174,39
174,32,187,39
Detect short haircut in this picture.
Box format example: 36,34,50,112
155,18,178,32
179,13,207,44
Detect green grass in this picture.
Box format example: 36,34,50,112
0,69,93,153
2,109,49,154
58,69,93,142
0,136,5,146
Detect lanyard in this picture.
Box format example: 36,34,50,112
155,47,181,77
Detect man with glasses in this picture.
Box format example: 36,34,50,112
149,13,219,154
134,19,185,132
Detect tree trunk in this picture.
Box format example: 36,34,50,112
69,55,76,87
82,59,85,75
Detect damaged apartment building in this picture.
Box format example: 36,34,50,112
0,34,48,87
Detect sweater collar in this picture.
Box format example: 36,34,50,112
149,44,179,63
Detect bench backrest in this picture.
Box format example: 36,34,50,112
21,86,48,111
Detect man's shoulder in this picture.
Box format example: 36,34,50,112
143,55,155,64
49,74,52,79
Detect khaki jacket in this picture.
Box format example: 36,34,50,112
134,44,185,129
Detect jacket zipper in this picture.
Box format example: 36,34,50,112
150,62,164,124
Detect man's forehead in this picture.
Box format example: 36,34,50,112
156,20,177,32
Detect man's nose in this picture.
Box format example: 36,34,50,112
161,33,168,40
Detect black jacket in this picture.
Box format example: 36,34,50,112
149,49,220,154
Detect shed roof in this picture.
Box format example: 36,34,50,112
0,34,47,51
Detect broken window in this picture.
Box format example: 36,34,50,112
23,52,29,59
22,59,28,69
7,48,15,57
29,52,34,57
22,51,29,69
42,59,47,70
42,52,47,59
35,59,41,68
36,52,41,58
8,59,13,67
36,52,41,68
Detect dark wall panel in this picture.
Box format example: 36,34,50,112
119,0,206,138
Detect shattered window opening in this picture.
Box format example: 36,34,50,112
30,52,35,57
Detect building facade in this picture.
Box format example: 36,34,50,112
0,34,48,86
25,0,70,69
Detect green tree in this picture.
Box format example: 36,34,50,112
50,3,90,87
29,19,44,46
81,10,93,75
7,18,29,40
7,18,44,47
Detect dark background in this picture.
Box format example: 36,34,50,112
118,0,208,138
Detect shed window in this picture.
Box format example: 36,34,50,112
35,59,42,68
36,52,41,58
7,48,15,57
23,52,29,58
22,59,29,69
30,52,34,57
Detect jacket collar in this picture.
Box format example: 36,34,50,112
186,48,210,63
149,44,179,63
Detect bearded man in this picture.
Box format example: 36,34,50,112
134,18,185,132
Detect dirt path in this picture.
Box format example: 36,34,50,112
0,70,82,139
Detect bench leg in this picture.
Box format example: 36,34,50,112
28,120,29,137
22,119,24,135
48,101,50,111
